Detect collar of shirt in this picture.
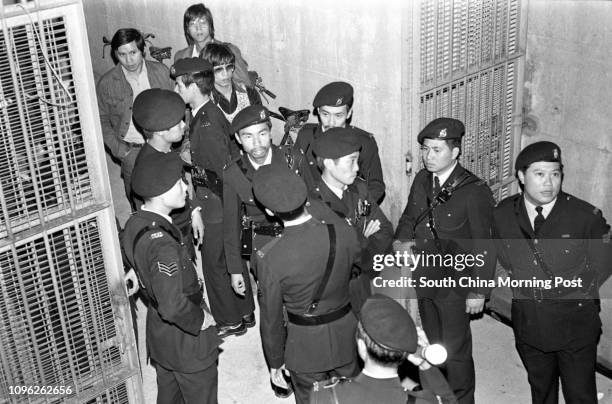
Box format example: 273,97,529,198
322,177,347,199
192,99,209,118
284,214,312,227
141,206,173,224
523,195,557,226
433,160,458,188
361,368,398,379
247,148,272,170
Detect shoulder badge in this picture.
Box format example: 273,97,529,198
256,250,265,259
157,261,178,277
150,231,163,240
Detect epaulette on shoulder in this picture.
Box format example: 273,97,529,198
223,155,242,171
256,236,283,259
349,125,373,139
312,377,351,392
563,193,598,215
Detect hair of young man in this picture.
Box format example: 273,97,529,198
315,156,341,173
181,70,215,95
111,28,145,63
201,43,235,66
356,322,407,366
183,3,215,45
444,138,462,154
274,205,306,222
140,127,155,140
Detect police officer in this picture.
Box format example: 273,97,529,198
252,165,361,404
122,151,220,404
394,118,496,404
223,105,300,294
173,57,249,338
131,88,204,257
310,294,456,404
493,141,611,404
293,81,386,203
309,127,393,313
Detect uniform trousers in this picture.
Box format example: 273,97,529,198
289,359,359,404
201,222,254,326
418,294,474,404
155,361,217,404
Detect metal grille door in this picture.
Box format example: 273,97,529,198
419,0,526,200
0,2,142,403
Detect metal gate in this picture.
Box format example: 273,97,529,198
419,0,527,200
0,1,142,402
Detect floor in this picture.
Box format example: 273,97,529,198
109,157,612,404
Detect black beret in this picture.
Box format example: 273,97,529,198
360,294,417,353
313,81,353,108
133,89,185,132
417,117,465,144
231,105,271,133
515,141,562,172
171,57,212,77
312,127,361,159
132,152,184,199
252,165,307,213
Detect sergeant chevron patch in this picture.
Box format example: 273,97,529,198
158,262,178,276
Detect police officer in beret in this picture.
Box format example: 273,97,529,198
130,88,204,257
394,118,496,404
492,141,612,404
223,105,301,296
309,127,393,314
173,57,250,338
252,165,361,404
121,152,220,404
310,294,456,404
293,81,386,203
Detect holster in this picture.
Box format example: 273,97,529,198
240,217,253,259
192,165,223,198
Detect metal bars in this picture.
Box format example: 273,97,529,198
419,0,524,200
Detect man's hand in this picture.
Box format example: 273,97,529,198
465,292,485,314
270,366,289,389
191,209,204,247
231,274,246,296
393,240,415,254
201,305,217,330
363,219,381,238
124,268,139,297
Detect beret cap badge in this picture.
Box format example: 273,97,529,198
439,128,447,138
260,110,266,120
553,148,559,159
335,97,343,106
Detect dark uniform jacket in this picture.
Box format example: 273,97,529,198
293,123,385,203
122,209,220,372
493,191,611,351
222,146,295,274
253,217,361,373
310,368,457,404
395,164,496,298
189,100,238,224
96,60,174,161
309,177,393,274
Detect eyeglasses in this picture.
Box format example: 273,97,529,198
188,18,209,29
213,64,235,74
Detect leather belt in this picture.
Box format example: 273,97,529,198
515,286,577,300
287,303,351,326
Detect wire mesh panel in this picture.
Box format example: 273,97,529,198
0,13,94,240
419,0,524,200
0,1,141,403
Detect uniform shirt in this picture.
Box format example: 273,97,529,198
309,368,456,404
294,123,386,203
121,209,220,373
254,217,361,373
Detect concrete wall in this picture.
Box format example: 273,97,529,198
82,0,415,224
523,0,612,220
